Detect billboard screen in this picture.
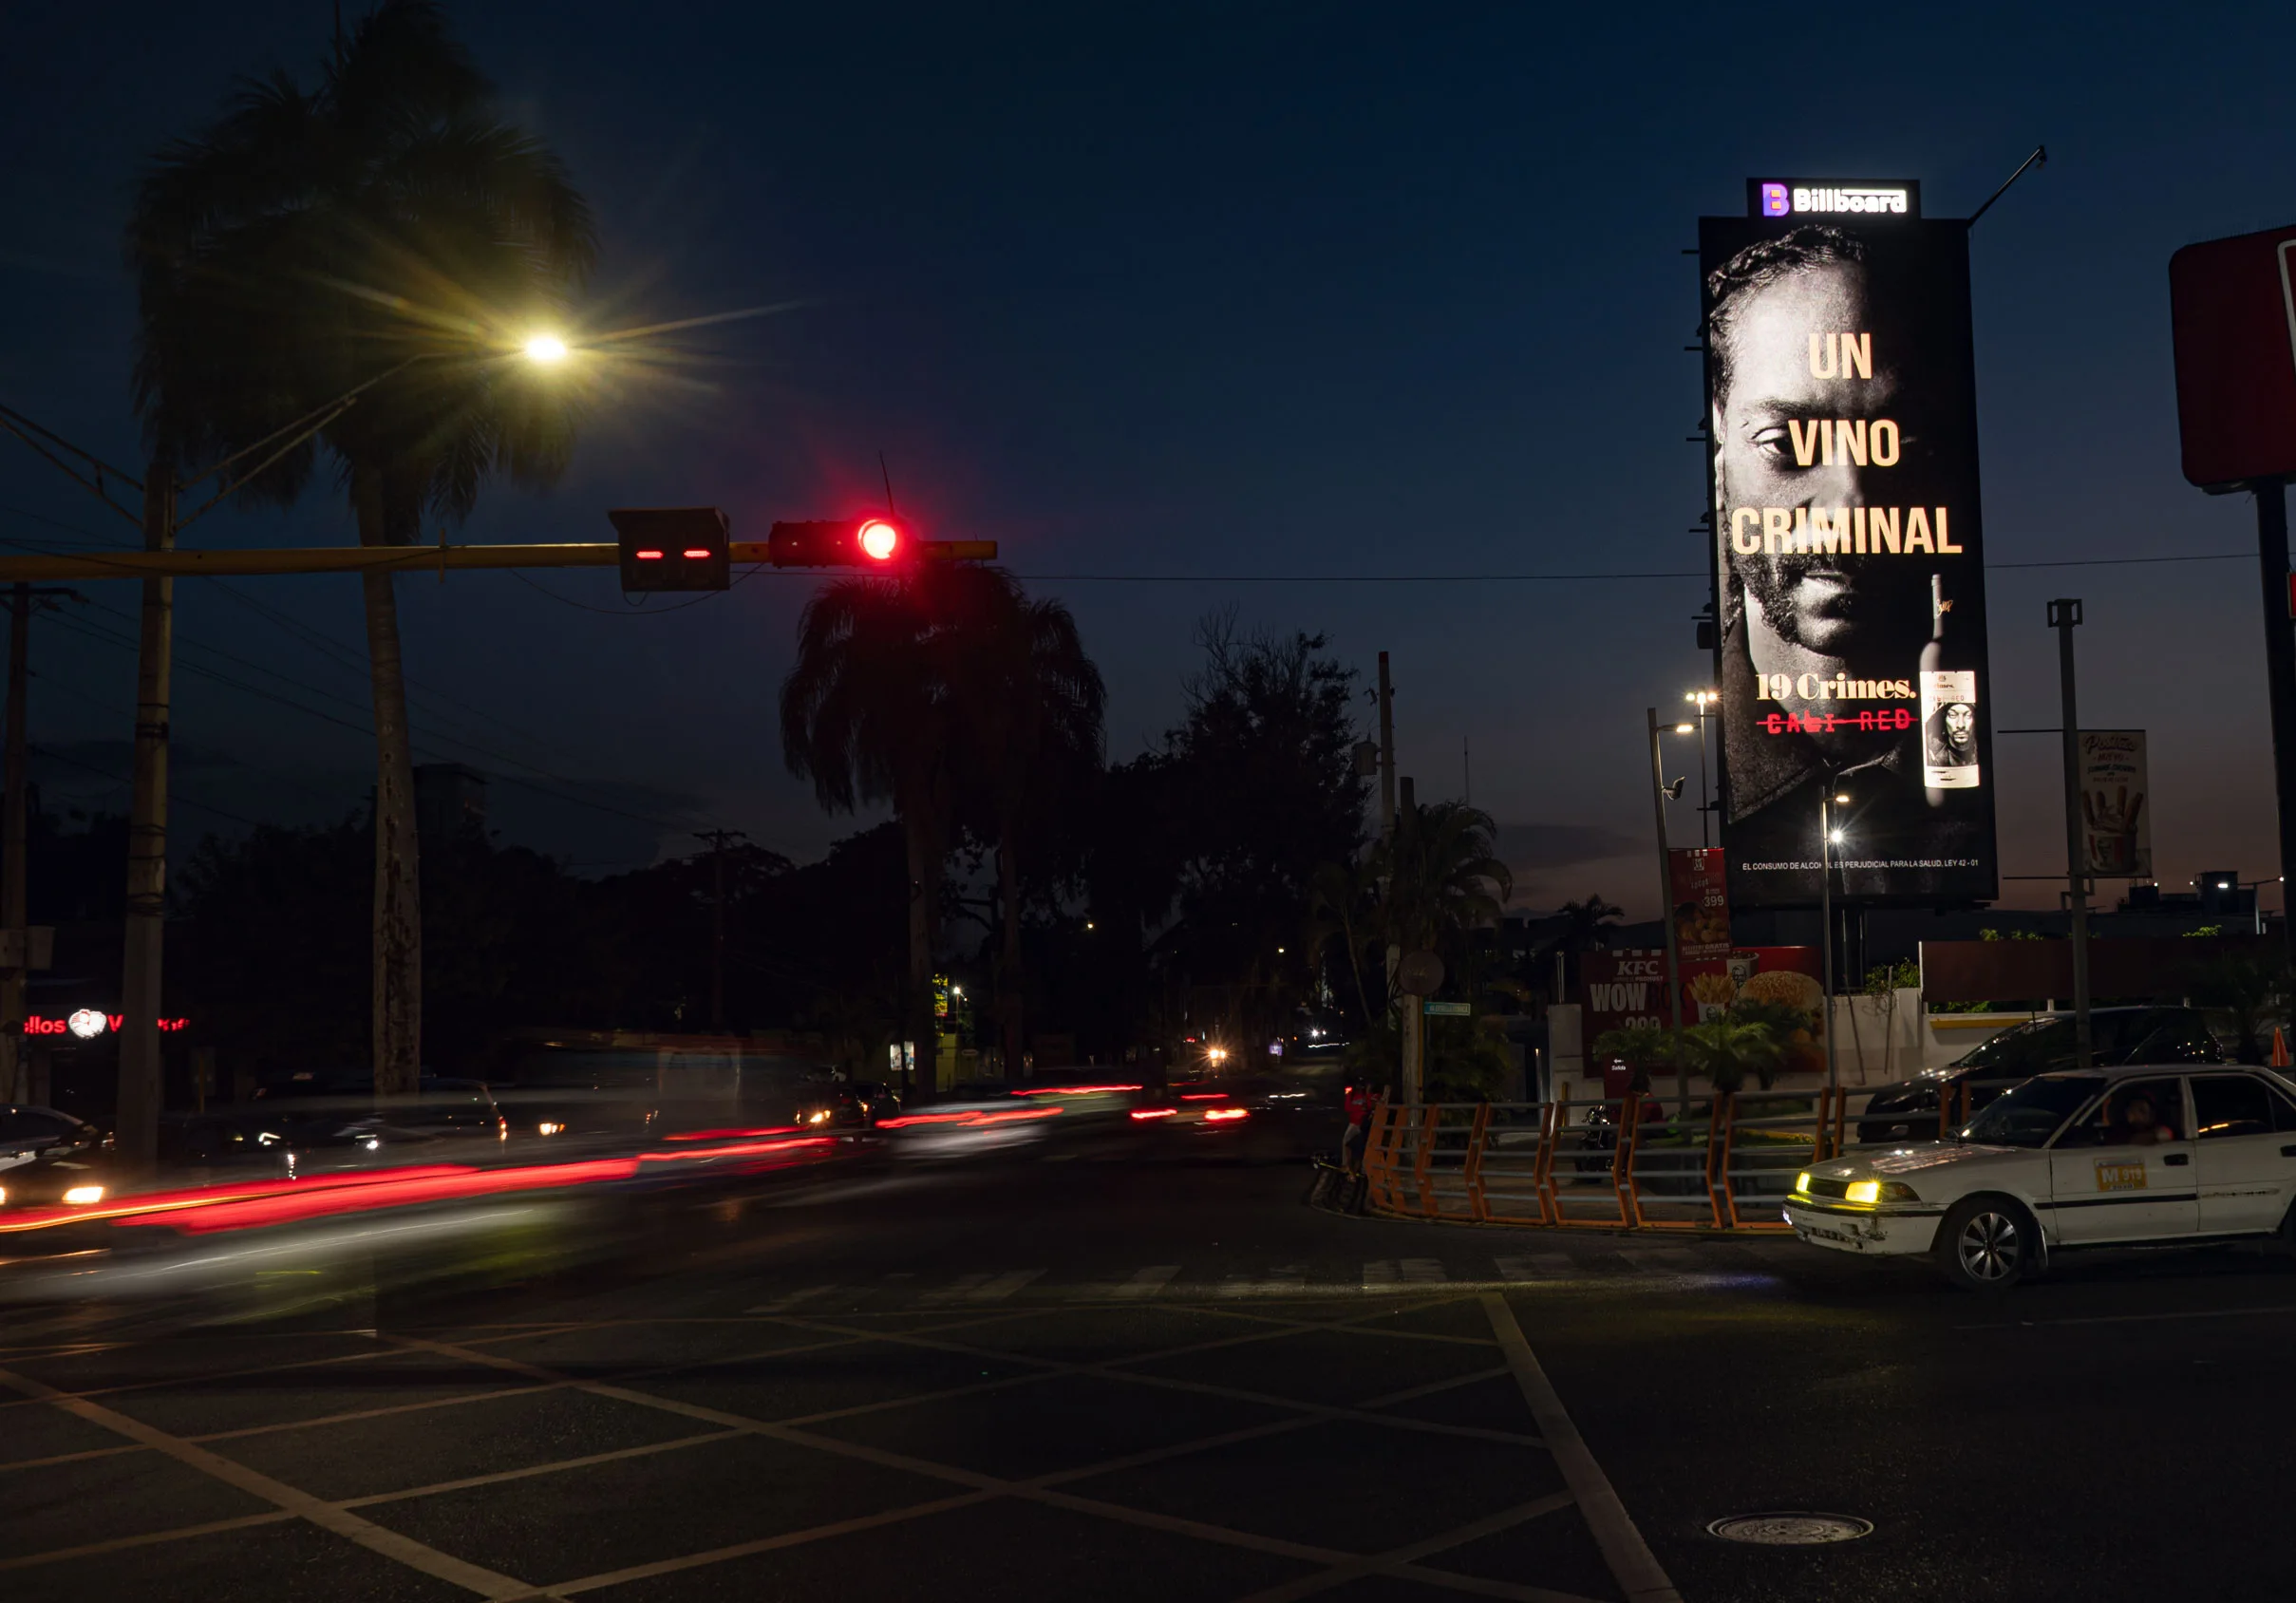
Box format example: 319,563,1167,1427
2077,729,2152,877
2168,225,2296,489
1702,190,1998,908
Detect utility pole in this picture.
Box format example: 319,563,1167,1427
1397,775,1421,1103
2050,599,2093,1068
1376,652,1396,840
1819,787,1842,1098
1,584,77,1103
116,463,177,1174
2254,480,2296,954
694,828,745,1031
1646,709,1686,1108
2,586,27,1102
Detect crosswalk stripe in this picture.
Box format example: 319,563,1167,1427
1400,1257,1448,1284
747,1285,838,1314
1114,1264,1180,1300
966,1269,1046,1303
916,1273,994,1307
1364,1260,1397,1288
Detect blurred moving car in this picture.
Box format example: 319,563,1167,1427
0,1103,113,1208
249,1073,508,1158
1855,1006,2221,1143
1127,1076,1327,1160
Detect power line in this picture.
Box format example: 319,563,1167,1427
32,745,267,830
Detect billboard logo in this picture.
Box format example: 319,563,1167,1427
1760,182,1791,217
1769,183,1910,217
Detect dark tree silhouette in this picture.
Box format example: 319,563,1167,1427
127,0,594,1092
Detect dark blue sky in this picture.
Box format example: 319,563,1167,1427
4,2,2292,913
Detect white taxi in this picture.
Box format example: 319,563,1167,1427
1784,1064,2296,1290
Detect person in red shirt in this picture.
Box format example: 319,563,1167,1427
1342,1084,1379,1173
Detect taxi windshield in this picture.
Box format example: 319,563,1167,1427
1959,1073,2102,1147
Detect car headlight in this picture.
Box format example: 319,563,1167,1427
1794,1171,1812,1193
1844,1180,1880,1204
62,1185,104,1205
537,1122,565,1137
1843,1179,1922,1205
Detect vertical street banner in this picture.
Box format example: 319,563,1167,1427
1668,846,1730,965
2078,730,2152,877
1702,179,1999,908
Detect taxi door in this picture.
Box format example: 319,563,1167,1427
2046,1076,2199,1244
2191,1073,2296,1235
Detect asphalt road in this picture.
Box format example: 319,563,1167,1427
6,1140,2296,1602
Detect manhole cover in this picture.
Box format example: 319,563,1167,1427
1707,1513,1873,1545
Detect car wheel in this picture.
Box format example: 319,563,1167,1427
1935,1195,2038,1292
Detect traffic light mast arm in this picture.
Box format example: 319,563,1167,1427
0,538,999,583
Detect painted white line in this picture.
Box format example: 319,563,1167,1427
1479,1293,1681,1603
966,1269,1046,1303
0,1510,296,1574
0,1364,539,1599
915,1273,993,1307
1364,1261,1397,1288
745,1285,838,1314
1229,1491,1588,1603
1220,1266,1308,1297
1114,1264,1180,1299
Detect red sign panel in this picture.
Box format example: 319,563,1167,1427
1667,847,1729,963
2169,225,2296,488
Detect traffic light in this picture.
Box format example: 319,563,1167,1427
609,507,731,593
764,518,908,569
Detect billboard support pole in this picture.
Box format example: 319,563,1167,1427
2049,599,2093,1069
1646,708,1686,1109
1819,792,1838,1099
2255,479,2296,952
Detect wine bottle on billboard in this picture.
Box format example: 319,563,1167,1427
1920,572,1980,802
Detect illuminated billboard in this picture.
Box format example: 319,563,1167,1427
1702,185,1997,908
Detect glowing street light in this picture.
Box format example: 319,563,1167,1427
522,333,571,364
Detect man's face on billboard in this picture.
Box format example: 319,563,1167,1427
1945,703,1974,747
1714,259,1934,658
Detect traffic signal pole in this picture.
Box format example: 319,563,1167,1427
0,538,998,584
116,466,177,1173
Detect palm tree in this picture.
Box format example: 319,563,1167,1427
949,582,1104,1079
128,1,594,1094
781,575,956,1093
1379,800,1513,958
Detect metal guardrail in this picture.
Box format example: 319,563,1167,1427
1363,1088,1851,1233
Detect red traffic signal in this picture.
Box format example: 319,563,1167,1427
609,507,731,592
766,519,909,568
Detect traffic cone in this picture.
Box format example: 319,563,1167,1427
2272,1028,2290,1069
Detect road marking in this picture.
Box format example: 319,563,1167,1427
1480,1294,1682,1603
1114,1264,1180,1299
745,1285,838,1314
1228,1491,1588,1603
915,1273,994,1307
0,1510,296,1574
1496,1254,1575,1280
1220,1265,1308,1296
1402,1257,1448,1284
339,1428,743,1509
0,1361,542,1599
966,1269,1046,1303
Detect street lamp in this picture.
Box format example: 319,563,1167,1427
1646,707,1704,1111
1684,689,1720,847
1818,789,1850,1098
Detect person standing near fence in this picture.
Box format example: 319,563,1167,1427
1342,1083,1377,1173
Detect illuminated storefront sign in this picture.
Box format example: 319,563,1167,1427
23,1014,190,1038
1703,179,1997,908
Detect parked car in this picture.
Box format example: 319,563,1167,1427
0,1103,114,1208
1789,1064,2296,1290
1854,1006,2220,1143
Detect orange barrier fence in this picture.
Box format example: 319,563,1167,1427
1362,1089,1845,1232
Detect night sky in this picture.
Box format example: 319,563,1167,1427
5,2,2294,915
